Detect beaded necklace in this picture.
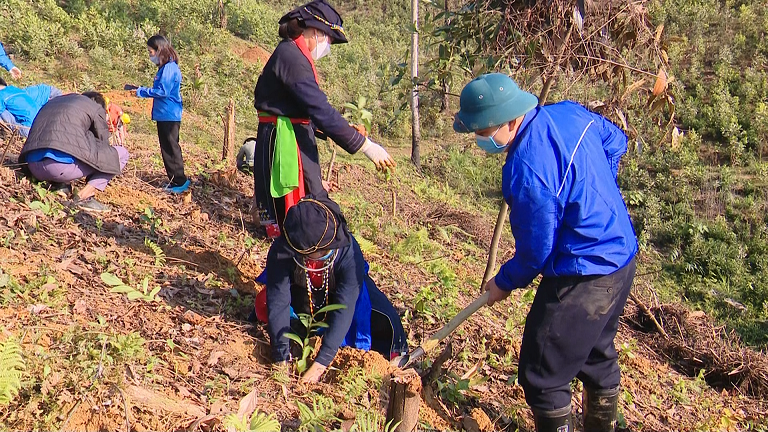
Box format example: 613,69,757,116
303,252,336,315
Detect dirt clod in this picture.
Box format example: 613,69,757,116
182,310,205,325
463,407,494,432
330,347,396,379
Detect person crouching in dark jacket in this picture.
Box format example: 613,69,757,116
19,92,129,213
260,196,407,383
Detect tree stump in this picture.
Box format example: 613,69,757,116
386,368,421,432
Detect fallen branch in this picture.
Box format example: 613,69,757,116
111,384,131,432
59,398,83,432
423,340,453,384
629,291,669,339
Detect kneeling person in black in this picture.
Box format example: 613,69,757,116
262,196,407,383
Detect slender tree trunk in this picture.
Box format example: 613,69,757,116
538,22,574,106
217,0,227,29
410,0,421,168
539,75,556,106
481,201,509,290
440,0,450,113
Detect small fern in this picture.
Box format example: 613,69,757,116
144,238,166,266
297,394,339,432
0,338,25,405
350,409,400,432
101,273,162,303
223,411,281,432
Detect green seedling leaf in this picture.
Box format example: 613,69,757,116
296,358,307,374
302,345,313,360
314,304,347,314
127,291,144,301
28,201,47,211
110,285,134,294
248,412,281,432
0,338,25,405
522,288,535,303
312,321,330,329
284,333,305,345
101,273,125,287
299,316,312,329
149,286,161,299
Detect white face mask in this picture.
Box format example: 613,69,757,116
311,33,331,60
150,55,160,65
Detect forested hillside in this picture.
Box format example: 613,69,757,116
1,0,768,430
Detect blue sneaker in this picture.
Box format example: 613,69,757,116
163,179,190,194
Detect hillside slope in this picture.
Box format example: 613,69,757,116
1,103,767,430
1,0,768,430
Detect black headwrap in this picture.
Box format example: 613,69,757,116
279,0,348,44
283,196,351,254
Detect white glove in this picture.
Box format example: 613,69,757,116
360,138,396,171
10,67,21,80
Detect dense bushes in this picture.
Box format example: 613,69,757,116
652,0,768,163
620,132,768,345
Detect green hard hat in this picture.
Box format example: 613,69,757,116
454,73,538,133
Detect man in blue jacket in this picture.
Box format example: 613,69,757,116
0,42,22,80
454,73,638,432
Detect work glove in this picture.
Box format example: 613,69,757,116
360,138,396,171
123,84,139,91
10,67,22,80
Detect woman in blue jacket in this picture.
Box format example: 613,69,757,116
130,35,189,193
454,73,638,432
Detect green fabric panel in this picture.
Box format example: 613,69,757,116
270,116,300,198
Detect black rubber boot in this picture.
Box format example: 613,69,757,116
583,386,620,432
533,405,573,432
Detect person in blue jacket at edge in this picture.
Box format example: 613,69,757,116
257,196,407,383
126,34,189,194
0,77,42,136
454,73,638,432
24,83,63,107
0,79,63,136
0,42,22,80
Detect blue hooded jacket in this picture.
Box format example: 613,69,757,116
0,43,15,72
0,85,41,127
495,101,638,291
137,61,183,122
24,84,54,107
